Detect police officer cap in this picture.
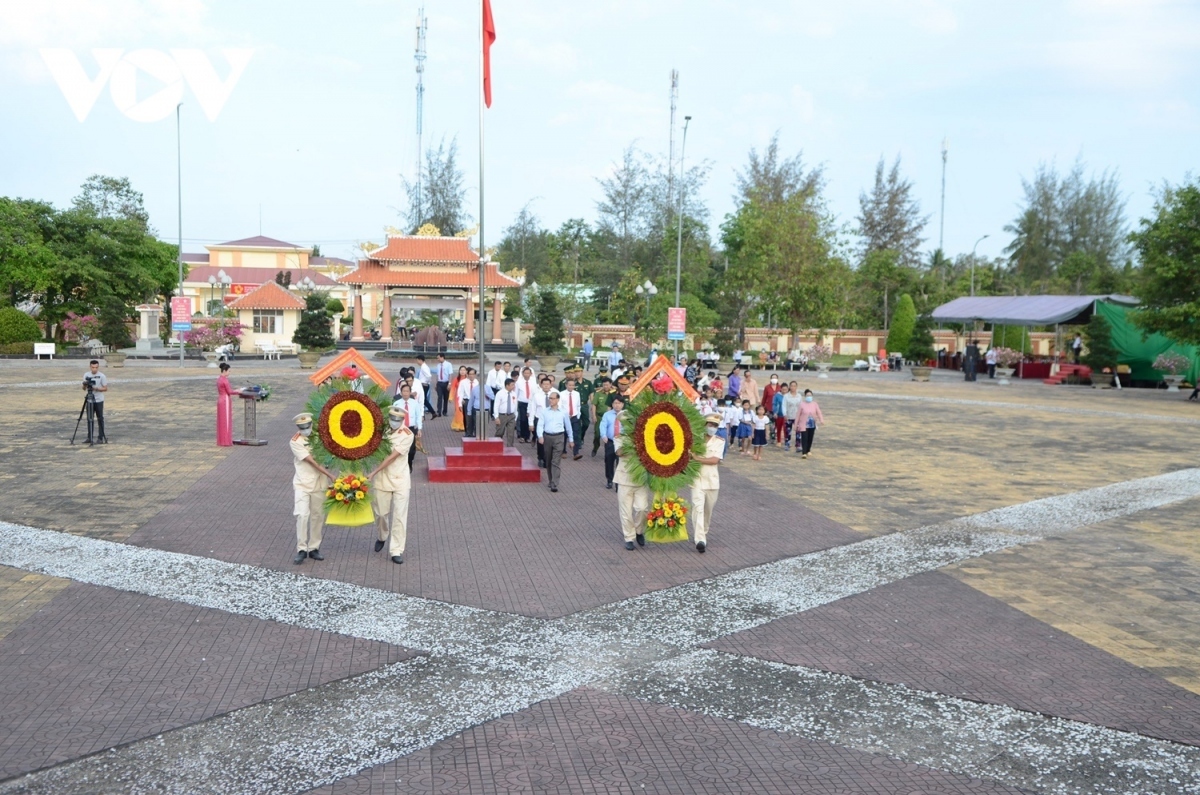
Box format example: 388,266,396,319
388,405,408,422
705,413,722,423
293,412,314,426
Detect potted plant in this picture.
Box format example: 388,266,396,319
1154,352,1191,392
807,343,833,378
293,293,335,369
529,290,565,370
906,315,936,381
96,298,132,367
1082,313,1120,389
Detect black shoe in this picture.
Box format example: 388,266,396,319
696,541,706,553
574,454,583,460
591,449,598,458
550,485,558,492
374,540,385,553
293,551,307,565
308,549,324,561
391,555,404,564
636,534,645,547
624,541,635,550
606,482,613,489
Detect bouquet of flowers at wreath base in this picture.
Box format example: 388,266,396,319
323,474,375,526
645,493,690,544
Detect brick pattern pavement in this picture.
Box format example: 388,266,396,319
128,397,861,619
0,581,413,780
305,688,1028,795
707,571,1200,746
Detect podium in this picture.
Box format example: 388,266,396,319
233,389,269,446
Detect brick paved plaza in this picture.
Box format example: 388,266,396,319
2,358,1200,794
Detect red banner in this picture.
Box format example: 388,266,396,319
483,0,496,107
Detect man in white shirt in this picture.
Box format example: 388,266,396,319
514,366,537,443
485,361,505,409
492,377,518,446
434,353,453,417
561,376,584,460
415,355,434,418
530,375,553,467
392,382,423,471
608,344,622,371
457,368,479,436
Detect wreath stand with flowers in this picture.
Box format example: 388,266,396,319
303,368,394,526
617,357,707,542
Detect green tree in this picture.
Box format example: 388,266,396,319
1129,179,1200,345
72,175,150,230
325,298,344,314
906,314,936,364
1082,313,1120,376
496,204,554,282
292,293,335,351
857,155,928,269
402,136,469,235
992,325,1032,353
885,294,917,354
0,307,41,344
0,198,56,308
96,297,132,349
528,290,564,355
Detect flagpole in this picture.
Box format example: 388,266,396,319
477,0,487,440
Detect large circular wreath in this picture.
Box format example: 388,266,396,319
635,401,694,478
317,390,384,460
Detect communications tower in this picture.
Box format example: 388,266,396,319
414,6,428,212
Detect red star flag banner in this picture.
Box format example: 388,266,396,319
483,0,497,107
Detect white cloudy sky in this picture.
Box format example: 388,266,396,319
1,0,1198,262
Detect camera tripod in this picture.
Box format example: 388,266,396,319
70,387,106,445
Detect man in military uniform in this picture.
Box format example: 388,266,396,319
588,375,613,457
369,405,416,564
291,412,335,565
611,408,650,550
689,413,725,553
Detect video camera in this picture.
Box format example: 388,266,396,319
83,375,97,390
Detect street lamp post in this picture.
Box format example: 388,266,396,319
635,280,657,335
207,275,217,316
218,270,231,339
970,234,990,297
176,102,184,367
673,115,691,358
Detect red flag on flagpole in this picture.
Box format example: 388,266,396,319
483,0,496,108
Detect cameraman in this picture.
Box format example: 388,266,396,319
83,360,109,443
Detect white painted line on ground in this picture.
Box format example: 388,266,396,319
607,650,1200,795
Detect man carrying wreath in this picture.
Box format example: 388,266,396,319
292,412,336,565
368,405,416,564
689,412,726,553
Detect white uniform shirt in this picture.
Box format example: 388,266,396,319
486,368,505,395
529,388,550,429
561,388,581,419
457,378,477,404
408,379,424,408
694,435,725,490
417,362,432,386
515,376,536,404
375,429,415,492
290,436,327,491
493,388,517,417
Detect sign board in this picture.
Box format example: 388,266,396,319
170,296,193,331
228,283,258,296
667,307,687,341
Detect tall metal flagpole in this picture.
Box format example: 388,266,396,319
477,0,487,439
177,102,184,368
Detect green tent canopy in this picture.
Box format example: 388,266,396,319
1097,301,1200,385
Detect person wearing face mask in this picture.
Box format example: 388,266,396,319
689,413,726,553
291,413,336,565
792,388,826,459
368,405,417,564
761,372,782,444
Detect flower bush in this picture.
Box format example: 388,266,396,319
61,312,100,341
806,343,832,362
183,320,244,351
993,347,1024,367
1153,352,1191,375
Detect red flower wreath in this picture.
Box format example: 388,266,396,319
633,401,694,479
317,390,385,460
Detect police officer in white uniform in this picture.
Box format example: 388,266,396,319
369,405,416,564
291,412,335,565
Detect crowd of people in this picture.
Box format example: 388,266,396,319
287,347,830,564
